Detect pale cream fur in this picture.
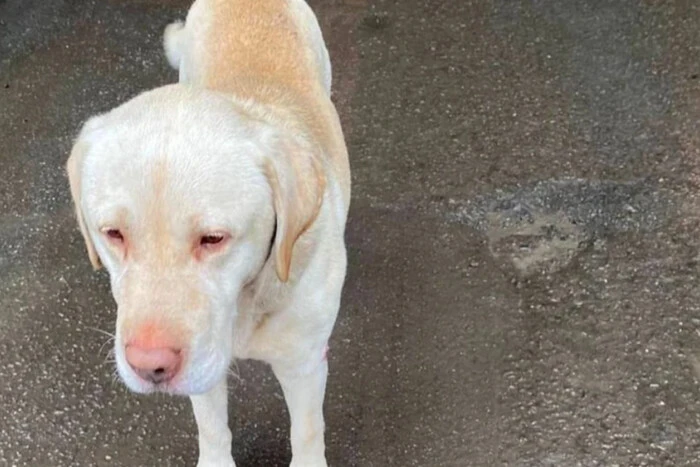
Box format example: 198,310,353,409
67,1,350,466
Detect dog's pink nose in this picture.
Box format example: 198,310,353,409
125,344,182,385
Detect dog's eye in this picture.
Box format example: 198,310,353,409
195,232,230,259
200,234,225,246
105,229,124,242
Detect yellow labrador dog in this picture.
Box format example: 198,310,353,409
66,0,350,465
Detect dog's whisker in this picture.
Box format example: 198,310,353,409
109,369,121,387
227,368,242,382
101,348,116,365
226,359,242,382
87,325,116,339
98,338,115,357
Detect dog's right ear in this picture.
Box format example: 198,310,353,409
66,117,103,270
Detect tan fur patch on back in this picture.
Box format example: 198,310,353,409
198,0,351,203
203,0,314,96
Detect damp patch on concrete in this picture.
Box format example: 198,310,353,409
446,178,672,276
485,211,588,276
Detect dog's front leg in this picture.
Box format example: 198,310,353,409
190,378,235,467
273,358,329,467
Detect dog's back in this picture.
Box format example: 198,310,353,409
164,0,350,209
165,0,331,97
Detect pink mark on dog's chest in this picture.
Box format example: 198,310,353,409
322,343,329,361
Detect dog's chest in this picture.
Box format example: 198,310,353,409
231,282,287,362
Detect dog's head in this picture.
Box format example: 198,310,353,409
67,85,325,395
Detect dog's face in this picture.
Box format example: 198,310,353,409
67,85,324,395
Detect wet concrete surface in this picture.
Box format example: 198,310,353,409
1,0,700,465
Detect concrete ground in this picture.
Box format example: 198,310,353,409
2,0,700,465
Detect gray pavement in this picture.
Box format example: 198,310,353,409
2,0,700,465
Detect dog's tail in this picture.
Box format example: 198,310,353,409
164,21,186,70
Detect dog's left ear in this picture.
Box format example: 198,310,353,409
66,117,103,270
264,136,326,282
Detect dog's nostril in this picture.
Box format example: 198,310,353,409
146,368,169,384
125,344,182,385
